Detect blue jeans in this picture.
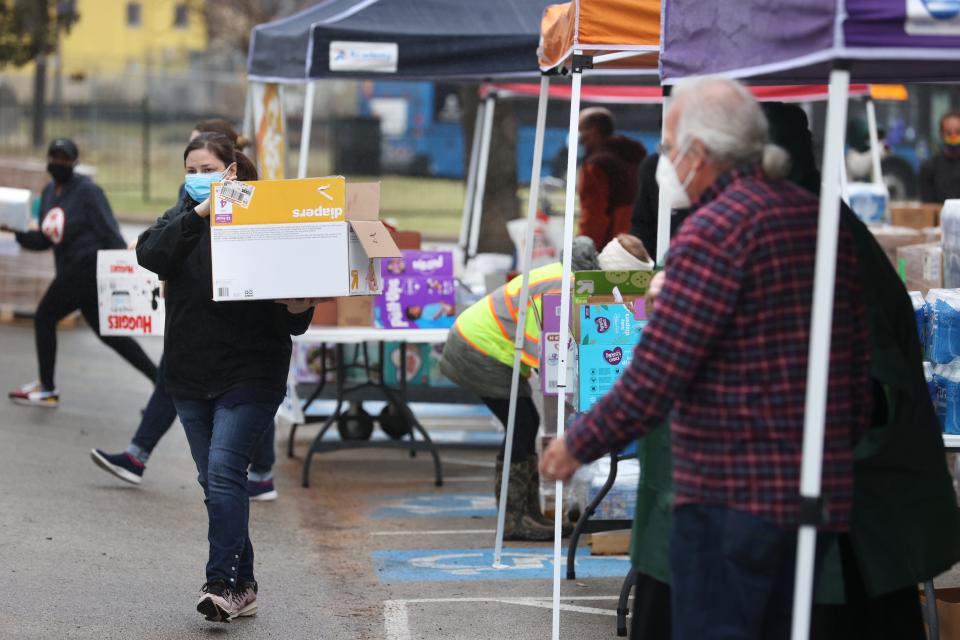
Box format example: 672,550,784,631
669,504,832,640
132,356,274,474
173,395,280,586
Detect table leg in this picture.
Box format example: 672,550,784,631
382,383,443,487
616,566,637,637
302,344,345,488
288,344,330,458
567,452,620,580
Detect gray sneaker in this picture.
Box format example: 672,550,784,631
196,579,256,622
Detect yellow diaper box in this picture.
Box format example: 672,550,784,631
209,177,399,302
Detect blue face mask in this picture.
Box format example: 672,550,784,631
184,171,223,202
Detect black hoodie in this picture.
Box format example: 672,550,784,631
15,173,125,271
136,196,312,400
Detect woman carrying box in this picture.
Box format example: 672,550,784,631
136,133,318,623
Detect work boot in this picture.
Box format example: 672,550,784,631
523,455,572,536
495,457,554,541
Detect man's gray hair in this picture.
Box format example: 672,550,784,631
673,76,790,179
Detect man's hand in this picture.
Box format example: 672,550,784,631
540,437,581,482
275,298,330,314
645,270,666,317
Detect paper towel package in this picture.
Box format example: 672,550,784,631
96,250,165,337
209,179,399,301
0,187,32,232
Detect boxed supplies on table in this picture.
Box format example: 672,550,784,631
96,250,164,336
374,250,456,329
890,202,940,229
898,242,943,296
209,178,399,301
869,224,924,266
569,457,639,520
540,293,576,397
847,182,889,224
925,289,960,364
383,342,431,385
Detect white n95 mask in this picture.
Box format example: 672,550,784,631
655,149,695,210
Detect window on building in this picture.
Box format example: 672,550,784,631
174,3,189,28
126,2,142,27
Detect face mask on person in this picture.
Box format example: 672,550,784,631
655,145,695,209
183,171,224,202
944,132,960,151
47,163,74,184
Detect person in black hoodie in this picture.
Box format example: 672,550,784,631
136,133,316,623
4,138,157,408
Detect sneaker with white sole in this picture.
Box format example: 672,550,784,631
9,381,58,408
235,580,258,618
197,579,254,622
90,449,144,485
248,479,278,502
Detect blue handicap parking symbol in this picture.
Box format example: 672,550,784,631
371,547,630,582
372,493,497,519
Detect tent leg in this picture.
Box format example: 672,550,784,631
552,59,585,640
298,81,316,179
493,76,551,568
865,97,884,187
459,100,486,264
790,66,850,640
655,87,673,265
467,95,496,261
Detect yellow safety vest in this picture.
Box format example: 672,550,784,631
454,263,565,373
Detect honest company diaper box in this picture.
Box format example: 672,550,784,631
96,250,165,337
209,178,399,301
540,293,576,396
578,341,640,412
577,300,646,411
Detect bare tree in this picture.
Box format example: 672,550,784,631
191,0,307,56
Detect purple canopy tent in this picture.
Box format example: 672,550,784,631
661,1,960,638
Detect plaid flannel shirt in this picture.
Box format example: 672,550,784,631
565,164,870,530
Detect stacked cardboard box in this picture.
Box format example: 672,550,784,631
890,202,941,230
897,242,943,296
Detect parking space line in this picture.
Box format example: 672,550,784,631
371,529,495,536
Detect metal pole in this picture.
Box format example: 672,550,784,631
655,87,672,266
790,66,850,640
865,97,884,186
468,95,496,259
459,100,486,263
493,76,551,568
552,58,584,640
298,81,316,179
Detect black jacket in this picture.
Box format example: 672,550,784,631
629,153,690,259
919,152,960,203
136,196,312,400
15,174,125,271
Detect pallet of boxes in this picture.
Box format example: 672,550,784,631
539,269,655,554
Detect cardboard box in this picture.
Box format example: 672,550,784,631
393,230,422,250
579,301,647,346
96,250,165,337
868,224,925,266
897,242,943,296
541,293,576,396
0,187,31,232
589,529,632,556
209,178,399,301
578,341,639,412
921,587,960,640
573,270,656,305
374,275,457,329
337,296,373,327
891,202,941,229
383,342,431,386
383,250,454,278
311,300,338,326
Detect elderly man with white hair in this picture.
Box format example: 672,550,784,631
541,76,871,639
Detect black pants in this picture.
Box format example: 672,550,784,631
630,572,672,640
35,258,157,390
480,396,539,461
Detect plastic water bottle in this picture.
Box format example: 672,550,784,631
845,182,888,224
941,200,960,287
937,361,960,435
910,291,926,346
925,290,960,364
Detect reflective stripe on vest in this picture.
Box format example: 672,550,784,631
489,269,562,368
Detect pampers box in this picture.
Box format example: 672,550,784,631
209,178,400,301
375,275,457,329
383,250,454,278
96,250,165,336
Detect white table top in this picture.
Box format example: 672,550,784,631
295,325,451,344
944,434,960,450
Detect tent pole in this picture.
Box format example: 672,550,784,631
655,86,673,265
552,55,585,640
865,97,884,187
468,95,497,260
493,75,551,568
297,81,316,179
790,65,850,640
459,99,486,264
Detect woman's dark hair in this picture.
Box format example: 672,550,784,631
193,118,251,150
184,132,258,181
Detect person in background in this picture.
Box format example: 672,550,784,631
137,133,317,622
920,111,960,203
577,107,646,250
439,235,651,541
629,152,691,261
542,76,871,640
4,138,157,408
90,119,278,502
